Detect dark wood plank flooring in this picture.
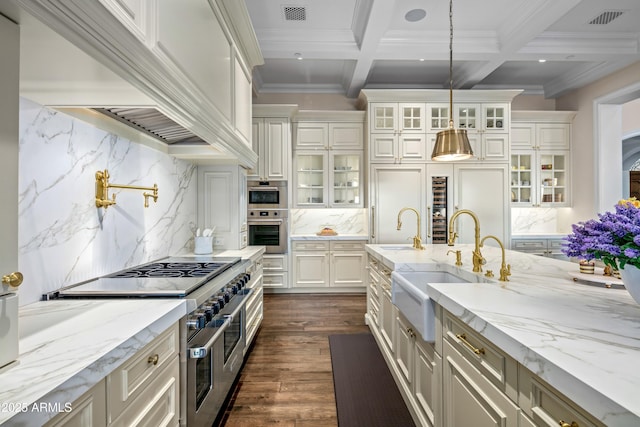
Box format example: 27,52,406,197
219,293,369,426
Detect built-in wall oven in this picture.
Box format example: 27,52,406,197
247,181,287,209
46,257,254,427
248,209,288,254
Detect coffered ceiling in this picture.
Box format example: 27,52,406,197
244,0,640,98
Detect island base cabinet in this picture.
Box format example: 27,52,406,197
414,340,440,427
518,366,605,427
443,340,520,427
44,380,107,427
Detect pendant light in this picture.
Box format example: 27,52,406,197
431,0,473,161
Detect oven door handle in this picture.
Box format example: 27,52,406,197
248,219,284,224
188,289,252,359
249,187,279,191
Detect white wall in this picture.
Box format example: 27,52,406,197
18,98,197,305
557,60,640,223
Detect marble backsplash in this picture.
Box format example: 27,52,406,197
18,98,197,305
290,208,368,235
511,207,572,234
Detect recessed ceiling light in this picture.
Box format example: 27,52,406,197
538,59,547,63
405,8,427,22
419,58,425,62
294,53,303,60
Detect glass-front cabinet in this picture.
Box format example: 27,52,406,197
511,151,569,207
370,103,425,134
294,151,362,208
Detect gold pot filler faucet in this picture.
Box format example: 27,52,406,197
397,207,425,250
480,235,511,282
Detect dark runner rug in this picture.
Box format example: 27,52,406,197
328,333,416,427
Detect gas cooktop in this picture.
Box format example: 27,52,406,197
50,256,242,298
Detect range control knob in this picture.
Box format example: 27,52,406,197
216,294,225,308
204,300,220,315
186,312,206,330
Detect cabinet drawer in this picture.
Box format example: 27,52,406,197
368,268,380,298
110,355,179,427
519,366,605,427
263,272,288,288
44,379,107,427
368,295,380,326
262,255,287,271
512,239,546,251
330,240,366,251
548,238,564,250
108,323,179,421
442,311,518,402
292,240,330,251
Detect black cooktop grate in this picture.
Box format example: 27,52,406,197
107,262,230,278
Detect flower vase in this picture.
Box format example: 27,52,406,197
619,265,640,304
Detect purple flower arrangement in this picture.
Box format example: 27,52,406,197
562,198,640,270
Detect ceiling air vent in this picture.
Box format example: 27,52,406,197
283,6,306,21
588,10,624,25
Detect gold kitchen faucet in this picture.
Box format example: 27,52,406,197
397,207,425,250
480,235,511,281
447,209,485,272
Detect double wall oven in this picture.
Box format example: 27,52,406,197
248,181,288,254
47,257,256,427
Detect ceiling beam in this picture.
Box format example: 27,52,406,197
345,0,398,98
454,0,582,89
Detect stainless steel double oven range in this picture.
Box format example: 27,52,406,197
46,256,256,426
247,180,288,254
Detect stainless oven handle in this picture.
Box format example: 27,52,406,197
248,219,284,224
249,187,279,191
188,289,253,359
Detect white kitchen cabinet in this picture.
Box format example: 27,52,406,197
262,254,289,289
394,311,440,427
369,164,426,244
442,339,519,427
510,112,574,207
0,15,19,305
518,365,606,427
107,323,180,424
453,163,510,247
294,121,363,150
47,323,179,427
250,117,291,181
511,237,568,260
510,150,570,207
370,133,427,164
329,241,367,288
245,254,264,350
198,165,247,251
293,151,363,208
367,257,382,328
44,380,107,427
329,123,364,150
292,240,366,288
291,241,330,288
370,102,426,134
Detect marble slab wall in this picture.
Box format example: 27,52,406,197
290,208,368,235
512,207,565,234
18,98,197,305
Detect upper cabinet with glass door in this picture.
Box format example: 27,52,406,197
370,103,425,134
369,103,427,163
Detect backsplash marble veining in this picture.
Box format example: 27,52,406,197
18,98,197,305
290,208,368,235
511,207,572,234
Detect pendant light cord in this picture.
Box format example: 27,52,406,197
448,0,454,126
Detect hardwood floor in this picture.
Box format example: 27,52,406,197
219,293,369,426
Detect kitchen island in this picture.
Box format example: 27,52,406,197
366,243,640,427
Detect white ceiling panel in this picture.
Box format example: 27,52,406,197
244,0,640,98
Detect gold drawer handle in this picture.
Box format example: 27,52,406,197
456,333,485,355
147,354,159,365
559,422,579,427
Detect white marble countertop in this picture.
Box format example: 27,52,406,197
366,243,640,426
0,247,264,426
0,299,186,426
290,234,368,241
511,233,569,239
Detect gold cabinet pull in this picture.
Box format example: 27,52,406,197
456,333,485,355
2,272,23,287
147,354,160,365
559,422,579,427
